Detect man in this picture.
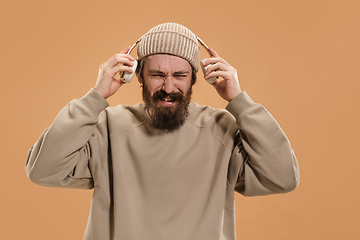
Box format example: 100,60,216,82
26,22,299,240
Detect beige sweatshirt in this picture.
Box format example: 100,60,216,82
26,89,299,240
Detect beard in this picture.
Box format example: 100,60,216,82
142,85,192,131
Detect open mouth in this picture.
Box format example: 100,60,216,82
160,96,176,106
151,89,184,107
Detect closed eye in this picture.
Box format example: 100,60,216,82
152,74,165,77
148,70,189,80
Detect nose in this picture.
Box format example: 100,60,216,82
162,74,176,94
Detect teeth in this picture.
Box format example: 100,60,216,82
164,97,172,102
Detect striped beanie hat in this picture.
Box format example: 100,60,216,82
137,22,200,72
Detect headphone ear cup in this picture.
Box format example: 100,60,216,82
122,59,138,83
201,58,217,84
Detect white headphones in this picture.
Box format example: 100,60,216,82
121,36,216,84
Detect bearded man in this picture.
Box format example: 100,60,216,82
26,23,299,240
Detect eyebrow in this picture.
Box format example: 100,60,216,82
148,70,190,75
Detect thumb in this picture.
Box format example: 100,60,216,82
120,46,131,54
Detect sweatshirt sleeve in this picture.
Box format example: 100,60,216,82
226,91,300,196
25,89,110,189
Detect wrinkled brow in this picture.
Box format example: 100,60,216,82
148,69,190,75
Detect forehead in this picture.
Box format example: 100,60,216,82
144,54,191,73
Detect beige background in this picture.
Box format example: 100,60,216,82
1,0,359,239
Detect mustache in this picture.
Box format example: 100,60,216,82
152,89,184,102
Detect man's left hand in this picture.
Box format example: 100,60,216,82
202,48,242,102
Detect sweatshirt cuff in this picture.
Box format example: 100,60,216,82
79,88,110,114
225,91,257,118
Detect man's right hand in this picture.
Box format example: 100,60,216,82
94,47,136,99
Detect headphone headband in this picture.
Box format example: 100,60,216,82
127,35,212,58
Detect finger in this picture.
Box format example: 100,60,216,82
110,78,126,93
119,46,136,61
202,57,229,67
205,69,232,81
207,56,231,65
106,55,135,69
120,46,131,54
109,64,134,76
112,75,127,85
209,48,220,58
103,46,135,66
204,62,230,75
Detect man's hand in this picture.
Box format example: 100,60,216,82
94,47,136,99
202,48,241,102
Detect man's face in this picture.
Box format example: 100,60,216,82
139,54,193,131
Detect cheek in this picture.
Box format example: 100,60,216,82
145,80,162,96
177,80,192,94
